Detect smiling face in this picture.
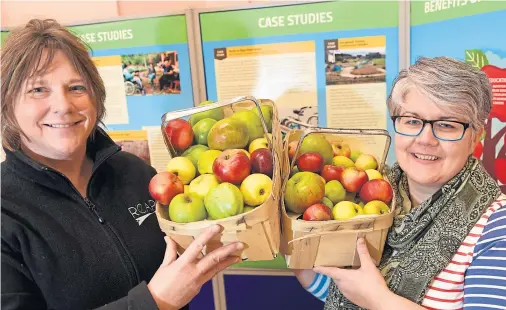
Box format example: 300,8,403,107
14,50,97,160
394,89,479,187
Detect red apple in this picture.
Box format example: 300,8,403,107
359,179,393,204
288,141,299,161
164,119,194,152
213,149,251,184
303,203,333,221
250,148,274,177
321,165,345,183
148,171,185,205
297,152,324,173
341,167,368,193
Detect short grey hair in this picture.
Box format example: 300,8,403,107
387,56,492,133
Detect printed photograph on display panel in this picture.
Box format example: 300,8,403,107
325,39,386,86
121,51,181,96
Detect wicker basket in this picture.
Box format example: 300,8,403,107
280,127,394,269
155,96,283,262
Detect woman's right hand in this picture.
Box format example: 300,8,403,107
147,225,244,310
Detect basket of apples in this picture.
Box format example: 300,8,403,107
149,96,283,262
280,127,395,269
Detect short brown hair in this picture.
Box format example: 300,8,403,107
1,19,106,151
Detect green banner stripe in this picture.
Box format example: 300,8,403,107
69,15,188,50
1,15,187,50
200,1,399,42
411,0,506,26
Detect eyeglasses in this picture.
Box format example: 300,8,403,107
391,116,471,141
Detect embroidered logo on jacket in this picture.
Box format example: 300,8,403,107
128,200,156,226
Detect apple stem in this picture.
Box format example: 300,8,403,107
260,189,265,195
184,196,192,203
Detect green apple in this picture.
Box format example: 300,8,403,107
284,172,325,214
332,156,355,168
320,197,334,210
189,100,224,126
299,134,334,165
207,118,250,150
169,193,207,223
332,201,361,220
363,200,390,215
253,105,273,133
197,150,222,174
365,169,383,180
355,154,378,171
324,180,346,204
193,118,217,146
189,174,220,199
205,182,244,219
166,157,196,185
249,137,269,154
184,185,189,194
231,110,264,143
240,174,273,206
182,145,209,170
350,150,362,162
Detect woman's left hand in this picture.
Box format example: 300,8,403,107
313,238,391,310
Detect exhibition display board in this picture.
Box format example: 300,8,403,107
73,15,196,174
199,1,400,167
1,15,196,175
410,1,506,192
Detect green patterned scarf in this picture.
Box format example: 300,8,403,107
324,156,501,309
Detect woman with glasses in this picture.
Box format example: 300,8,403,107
295,57,506,309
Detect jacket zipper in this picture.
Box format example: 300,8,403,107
84,197,105,224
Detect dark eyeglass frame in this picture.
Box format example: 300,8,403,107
390,115,471,141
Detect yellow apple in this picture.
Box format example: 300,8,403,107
249,137,269,154
240,174,273,206
355,154,378,171
189,174,220,199
332,156,355,168
166,157,196,185
184,185,189,194
365,169,383,180
197,150,222,174
332,201,361,220
363,200,390,215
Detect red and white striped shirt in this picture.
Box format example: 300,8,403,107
422,195,506,309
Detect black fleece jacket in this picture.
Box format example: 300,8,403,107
1,129,188,310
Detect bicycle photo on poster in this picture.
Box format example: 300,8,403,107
121,51,181,96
